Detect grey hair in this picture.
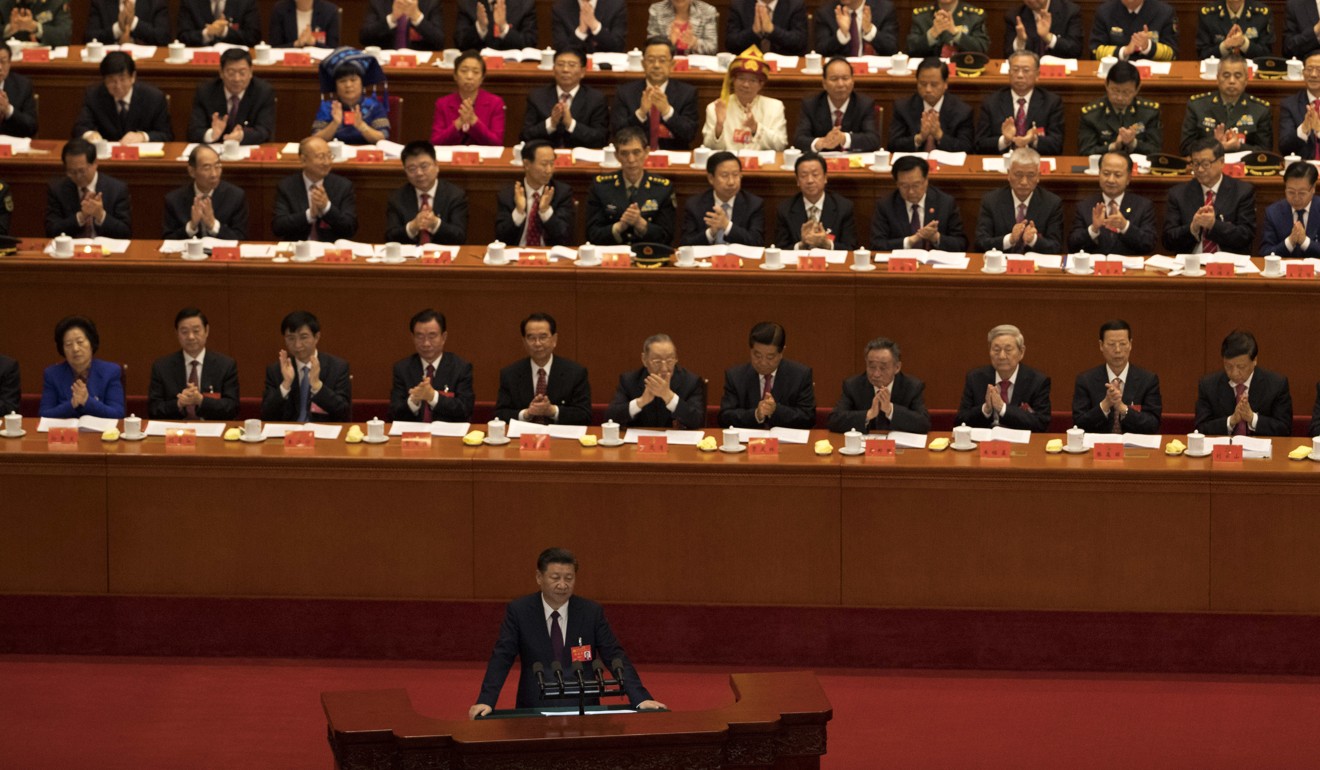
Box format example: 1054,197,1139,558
988,324,1025,350
864,337,901,361
1007,147,1041,170
642,333,673,355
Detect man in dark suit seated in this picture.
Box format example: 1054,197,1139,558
775,152,858,250
85,0,169,45
1286,0,1320,58
726,0,808,54
828,337,931,434
1071,319,1162,434
360,0,445,49
273,137,357,242
1262,162,1320,257
0,179,10,235
177,0,261,46
146,307,240,421
888,56,974,153
793,58,880,153
1279,53,1320,157
457,0,537,50
385,140,466,245
496,141,576,247
388,308,475,423
2,0,72,46
975,147,1063,253
610,38,698,151
585,127,675,246
680,151,764,246
718,321,815,429
0,46,38,137
520,48,609,149
46,138,132,238
1067,152,1156,256
813,0,898,57
186,49,276,146
468,547,665,718
494,313,591,425
1004,0,1083,57
0,353,18,416
870,155,966,251
162,145,249,240
974,50,1064,155
268,0,340,47
552,0,626,52
955,324,1051,432
604,334,706,429
1163,137,1256,255
1194,329,1292,436
261,310,352,423
72,52,172,144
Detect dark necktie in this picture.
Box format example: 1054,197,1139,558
186,360,199,419
1014,97,1028,136
762,372,774,399
848,11,861,56
1111,378,1123,433
297,365,311,422
1232,382,1248,436
118,99,129,134
833,108,843,129
910,203,926,248
533,367,550,424
226,95,240,131
550,610,564,663
526,190,544,247
998,380,1011,406
418,192,431,245
80,187,96,237
395,13,410,49
422,363,435,421
1201,190,1218,254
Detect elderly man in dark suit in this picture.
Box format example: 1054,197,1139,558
1067,152,1156,255
0,353,18,416
520,48,609,149
828,337,931,434
1195,330,1292,436
956,324,1052,432
611,38,699,150
1003,0,1083,57
494,313,591,425
552,0,626,52
273,137,358,242
775,153,858,250
1285,0,1320,59
360,0,445,49
1163,136,1256,255
261,310,352,423
495,141,576,247
681,151,764,246
974,50,1064,155
718,321,815,430
163,145,249,240
46,138,132,238
726,0,808,54
1280,52,1320,157
794,58,881,153
889,56,975,153
0,46,37,137
147,308,240,421
975,147,1063,253
813,0,898,56
186,49,276,146
177,0,261,45
85,0,169,44
385,140,466,245
72,52,172,143
1072,319,1162,434
457,0,537,49
1262,162,1320,257
605,334,707,429
388,308,475,423
871,155,966,251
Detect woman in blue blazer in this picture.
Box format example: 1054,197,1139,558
40,316,125,419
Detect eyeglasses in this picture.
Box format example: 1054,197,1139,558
1189,159,1221,170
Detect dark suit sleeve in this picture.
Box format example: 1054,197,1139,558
84,0,113,43
588,605,653,706
730,195,764,246
1310,383,1320,437
323,4,342,47
162,192,189,241
939,198,968,251
673,375,707,429
1000,374,1051,432
974,98,1002,155
872,1,899,53
434,358,475,422
725,1,756,53
833,199,859,251
955,372,994,428
241,83,278,145
261,362,291,421
199,358,241,421
186,85,214,143
319,178,358,240
1035,93,1064,156
494,187,522,245
1117,200,1157,255
1120,374,1161,434
584,183,617,245
217,188,250,241
72,90,102,139
870,201,902,251
135,0,171,44
1254,375,1293,437
974,197,1001,252
383,189,413,244
0,81,37,137
272,179,310,241
887,101,916,153
1205,183,1257,254
584,0,628,51
604,373,638,425
1163,187,1199,253
1071,373,1110,432
493,367,520,423
311,358,353,422
774,201,796,249
664,88,700,149
645,190,676,245
230,0,264,46
46,183,79,237
1261,207,1290,257
147,359,177,419
555,365,592,425
827,379,868,433
1280,99,1308,156
718,370,755,428
770,366,816,429
1047,5,1085,58
1194,377,1229,435
770,0,808,53
1032,198,1064,254
435,186,468,245
848,100,882,153
388,360,415,421
99,183,133,239
890,378,931,434
1286,1,1320,59
569,91,610,148
941,100,975,153
475,602,523,708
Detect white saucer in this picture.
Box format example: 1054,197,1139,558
381,257,406,265
1309,452,1320,462
981,266,1007,274
0,429,27,438
838,446,865,456
950,442,977,452
1263,270,1285,279
599,161,621,169
1182,269,1206,277
180,252,209,261
1184,447,1213,458
239,434,266,443
1083,169,1100,176
483,436,511,446
1062,445,1089,454
483,256,510,266
719,444,747,454
850,263,876,272
887,68,911,77
673,261,698,269
290,255,318,263
869,165,892,173
598,438,624,447
272,256,289,263
361,435,389,444
802,67,823,76
759,262,786,271
50,252,73,260
120,432,147,441
1066,267,1094,276
365,257,383,263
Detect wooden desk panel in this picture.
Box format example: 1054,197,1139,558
1211,468,1320,613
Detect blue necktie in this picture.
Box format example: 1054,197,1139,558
297,364,310,422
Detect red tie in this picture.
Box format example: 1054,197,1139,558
833,108,843,128
1111,378,1123,433
226,95,240,131
418,192,431,245
525,190,544,247
1232,382,1248,435
1201,189,1218,254
395,13,410,49
762,373,774,399
422,363,435,421
533,367,549,424
186,360,199,419
848,11,861,56
1015,97,1028,137
648,106,661,150
998,380,1011,405
1016,202,1027,223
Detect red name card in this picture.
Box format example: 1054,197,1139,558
644,154,669,168
111,146,140,160
1095,260,1123,276
419,251,453,265
283,51,311,66
927,159,941,173
1093,442,1125,461
391,54,417,68
979,440,1011,459
1136,64,1151,78
211,246,239,261
1037,160,1052,174
518,252,550,266
889,257,918,272
249,146,279,161
1287,262,1315,279
742,155,760,170
865,439,896,458
672,58,690,71
1212,444,1244,463
401,432,432,449
553,153,574,167
1006,258,1035,274
637,435,669,454
798,255,827,271
355,149,384,163
283,430,314,448
711,253,740,270
0,145,11,158
452,151,480,165
483,56,506,69
47,427,79,447
748,437,780,455
23,48,50,62
165,429,197,449
520,433,550,451
192,50,220,66
73,247,103,259
851,62,867,75
323,249,353,263
825,157,851,172
1206,262,1235,278
601,252,630,268
1039,64,1066,78
1222,162,1245,177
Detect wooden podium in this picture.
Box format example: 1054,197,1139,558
322,671,833,769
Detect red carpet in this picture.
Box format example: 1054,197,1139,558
3,656,1320,769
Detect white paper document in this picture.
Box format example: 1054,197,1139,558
240,244,277,258
968,426,1032,444
880,431,928,449
506,420,587,439
261,423,342,440
389,420,471,437
159,237,239,253
37,415,119,433
143,421,227,437
768,427,811,444
622,429,705,446
1083,433,1163,449
1025,252,1064,270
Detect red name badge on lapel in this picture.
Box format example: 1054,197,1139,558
644,154,669,168
520,433,550,452
571,644,593,662
419,251,453,265
826,157,850,172
111,146,140,160
166,429,197,450
1094,442,1125,461
1206,262,1234,278
47,427,79,448
452,151,480,165
0,145,12,158
401,432,432,450
211,246,240,261
637,435,669,454
601,252,630,268
1095,260,1123,275
1287,263,1315,279
889,257,918,272
249,146,278,161
24,48,50,62
748,437,779,456
798,255,827,271
711,253,740,270
392,54,417,68
1006,258,1034,274
193,51,220,66
283,430,314,449
283,51,311,66
483,56,505,69
865,439,896,458
519,252,550,266
979,440,1010,459
323,249,352,263
1039,64,1066,78
1212,444,1244,463
356,149,384,163
742,155,760,170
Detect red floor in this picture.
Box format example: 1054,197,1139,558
3,656,1320,769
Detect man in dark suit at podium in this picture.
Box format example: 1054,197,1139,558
1194,330,1292,436
680,151,764,247
163,145,249,240
1071,319,1162,434
388,308,475,423
604,334,706,429
828,337,931,434
718,321,816,429
147,307,240,421
955,323,1052,432
186,49,276,146
469,548,665,717
494,313,591,425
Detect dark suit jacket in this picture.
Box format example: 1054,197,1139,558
1194,367,1292,436
260,352,352,422
177,0,262,45
476,593,652,709
520,83,609,149
85,0,169,44
1066,192,1157,255
0,354,19,416
611,78,699,151
1002,0,1084,57
162,180,250,240
726,0,808,54
272,172,357,242
494,180,575,247
680,189,765,246
1279,90,1320,157
387,352,475,422
40,358,124,418
888,92,975,153
975,87,1065,155
869,186,967,251
186,77,277,145
269,0,340,47
1261,197,1320,257
147,350,240,420
793,91,880,153
1071,364,1162,433
385,180,467,245
775,190,859,250
0,72,38,137
361,0,445,48
813,0,898,56
457,0,537,49
604,366,706,429
718,359,816,429
974,186,1064,253
1310,382,1320,437
1286,0,1320,58
45,173,132,238
72,82,173,142
1162,176,1256,254
827,371,931,434
494,356,592,425
552,0,627,52
955,363,1052,432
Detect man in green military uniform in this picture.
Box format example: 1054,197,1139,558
0,0,72,47
1197,0,1272,60
0,179,13,236
907,0,990,57
1180,53,1273,153
585,126,676,246
1079,61,1162,156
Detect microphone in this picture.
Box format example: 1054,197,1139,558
533,662,546,695
611,657,626,686
571,661,586,692
550,660,566,694
592,659,607,691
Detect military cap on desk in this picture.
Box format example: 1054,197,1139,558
0,235,19,255
1245,151,1284,175
1148,153,1188,175
1254,55,1289,79
953,51,989,77
631,242,675,267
